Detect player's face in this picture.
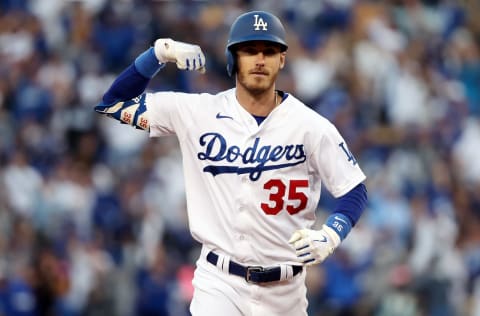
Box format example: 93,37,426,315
235,41,285,95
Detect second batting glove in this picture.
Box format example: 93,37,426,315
289,213,352,266
154,38,206,73
289,225,341,266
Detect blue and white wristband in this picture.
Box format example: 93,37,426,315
325,213,352,241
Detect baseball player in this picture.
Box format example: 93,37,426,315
95,10,367,316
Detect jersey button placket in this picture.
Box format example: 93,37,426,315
233,175,253,261
234,137,256,261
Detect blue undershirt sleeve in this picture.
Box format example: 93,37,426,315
102,65,150,105
102,47,164,105
325,183,368,240
334,183,368,226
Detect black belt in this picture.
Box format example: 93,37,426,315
206,251,302,283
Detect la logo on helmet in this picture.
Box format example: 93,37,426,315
253,14,268,31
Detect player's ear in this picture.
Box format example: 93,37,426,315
279,52,286,69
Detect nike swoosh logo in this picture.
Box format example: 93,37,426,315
313,236,327,243
216,112,233,120
334,216,348,224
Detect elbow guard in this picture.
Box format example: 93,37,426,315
94,93,150,130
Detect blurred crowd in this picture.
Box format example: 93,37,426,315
1,0,480,315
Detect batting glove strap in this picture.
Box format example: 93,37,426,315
154,38,206,73
289,225,341,266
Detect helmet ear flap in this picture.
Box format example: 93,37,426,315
226,48,236,77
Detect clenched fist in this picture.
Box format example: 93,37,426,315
154,38,206,73
289,225,341,266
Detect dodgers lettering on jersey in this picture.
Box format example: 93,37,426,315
197,132,306,181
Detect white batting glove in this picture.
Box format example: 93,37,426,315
154,38,206,73
289,225,341,266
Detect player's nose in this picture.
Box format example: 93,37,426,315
254,52,266,66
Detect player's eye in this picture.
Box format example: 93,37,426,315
263,48,278,56
239,47,258,55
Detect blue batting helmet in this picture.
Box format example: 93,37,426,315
226,11,288,77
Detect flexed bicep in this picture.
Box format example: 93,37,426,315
95,93,150,131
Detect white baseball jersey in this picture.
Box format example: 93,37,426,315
146,88,366,266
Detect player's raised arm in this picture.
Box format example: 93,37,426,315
94,39,205,130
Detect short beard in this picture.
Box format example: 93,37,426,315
237,72,278,96
243,84,270,96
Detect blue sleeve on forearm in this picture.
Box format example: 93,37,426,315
134,47,164,78
334,183,368,226
102,64,151,105
102,48,164,105
325,183,367,240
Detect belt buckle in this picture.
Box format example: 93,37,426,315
245,266,264,283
